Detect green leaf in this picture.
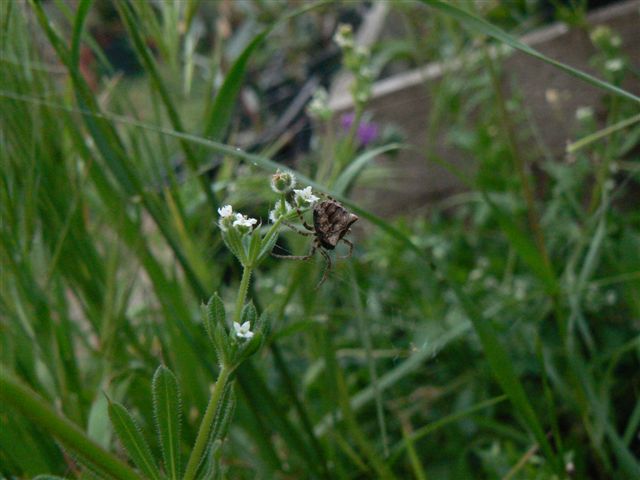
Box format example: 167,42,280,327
221,227,247,265
70,0,93,70
247,227,263,266
419,0,640,104
204,294,226,344
87,392,111,449
257,226,280,264
334,143,403,196
108,401,161,480
209,383,236,445
240,302,257,328
152,365,182,480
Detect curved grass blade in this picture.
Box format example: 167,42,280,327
108,400,162,480
389,395,508,464
419,0,640,104
152,365,182,480
333,143,403,196
567,113,640,153
70,0,93,70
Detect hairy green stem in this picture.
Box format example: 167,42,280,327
182,366,233,480
234,265,253,325
0,367,142,480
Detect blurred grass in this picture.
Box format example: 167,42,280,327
2,0,640,479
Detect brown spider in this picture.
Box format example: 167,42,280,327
272,199,358,286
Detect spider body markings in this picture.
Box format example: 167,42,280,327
272,199,358,286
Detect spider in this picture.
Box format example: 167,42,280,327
272,198,358,286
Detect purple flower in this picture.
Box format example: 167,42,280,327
340,113,379,147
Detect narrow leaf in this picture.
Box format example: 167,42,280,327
201,1,330,144
241,302,257,328
152,365,182,480
108,401,161,480
204,294,226,345
334,143,403,195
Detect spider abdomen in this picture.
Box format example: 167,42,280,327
313,199,358,249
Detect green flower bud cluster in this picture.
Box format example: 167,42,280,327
589,25,626,83
218,205,277,268
333,23,374,106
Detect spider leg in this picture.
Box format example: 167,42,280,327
336,237,354,260
271,242,316,260
295,207,314,232
282,220,313,236
315,248,332,289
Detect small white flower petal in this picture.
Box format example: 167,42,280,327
218,205,233,218
232,213,258,228
294,186,320,206
233,321,254,339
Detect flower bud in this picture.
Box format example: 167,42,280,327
270,169,296,194
307,88,332,121
269,200,293,223
334,24,354,50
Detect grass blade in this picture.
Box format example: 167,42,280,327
333,143,403,195
201,0,330,145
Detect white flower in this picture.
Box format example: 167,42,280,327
233,213,258,229
233,321,254,340
218,205,233,218
334,24,354,49
307,88,331,120
293,186,319,207
605,58,623,72
575,106,593,121
218,205,235,231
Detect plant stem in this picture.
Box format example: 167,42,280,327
330,106,363,184
0,367,143,480
182,366,233,480
234,265,253,325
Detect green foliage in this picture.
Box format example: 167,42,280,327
1,1,639,479
108,401,162,480
152,366,182,480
